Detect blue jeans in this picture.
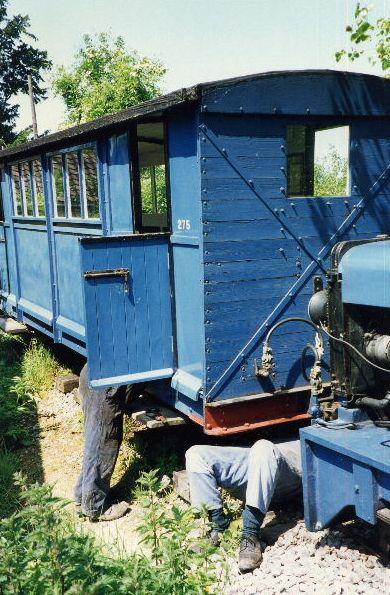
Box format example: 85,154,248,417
185,439,302,515
74,365,138,517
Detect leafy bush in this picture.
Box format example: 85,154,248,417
0,472,229,594
314,147,348,197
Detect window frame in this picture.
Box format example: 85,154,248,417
286,123,351,199
131,121,171,233
48,142,101,222
9,156,46,219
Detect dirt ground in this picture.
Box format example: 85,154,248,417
19,387,143,553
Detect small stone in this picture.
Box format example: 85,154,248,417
55,374,79,394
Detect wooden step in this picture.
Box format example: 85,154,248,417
0,316,28,335
131,393,187,429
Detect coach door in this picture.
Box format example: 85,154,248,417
80,233,174,389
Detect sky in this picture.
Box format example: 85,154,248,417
9,0,389,134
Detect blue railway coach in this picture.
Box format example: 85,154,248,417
0,70,389,435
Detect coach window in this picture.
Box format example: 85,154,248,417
10,160,46,218
11,164,23,216
287,124,349,197
51,147,100,220
32,160,45,216
66,152,82,218
52,154,66,217
82,148,100,218
136,122,169,231
21,162,34,216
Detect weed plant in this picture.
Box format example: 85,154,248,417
0,472,230,594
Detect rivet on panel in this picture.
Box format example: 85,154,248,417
239,106,243,112
206,424,212,430
280,145,285,152
280,187,286,194
306,108,310,114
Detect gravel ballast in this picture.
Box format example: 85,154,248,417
227,514,388,595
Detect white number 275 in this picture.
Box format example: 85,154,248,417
177,219,191,231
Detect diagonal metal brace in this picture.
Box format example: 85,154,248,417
201,123,390,401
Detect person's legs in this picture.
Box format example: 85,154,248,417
239,439,302,572
75,365,127,519
185,444,250,536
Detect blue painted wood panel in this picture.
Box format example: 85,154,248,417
55,231,86,329
201,113,390,400
202,71,389,116
80,235,174,388
168,113,204,381
14,226,52,315
107,133,134,233
0,225,8,295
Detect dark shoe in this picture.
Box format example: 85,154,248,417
209,528,224,546
190,528,224,554
78,501,130,522
238,536,263,573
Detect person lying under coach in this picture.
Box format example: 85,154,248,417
185,437,302,573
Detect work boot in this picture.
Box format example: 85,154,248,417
77,500,130,522
238,535,263,573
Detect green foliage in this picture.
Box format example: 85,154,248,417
0,452,20,518
140,165,168,214
52,33,166,126
0,332,66,449
0,473,229,594
0,0,51,145
335,3,389,72
314,146,348,197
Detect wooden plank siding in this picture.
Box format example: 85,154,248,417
200,113,390,401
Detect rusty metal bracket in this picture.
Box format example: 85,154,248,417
84,268,130,293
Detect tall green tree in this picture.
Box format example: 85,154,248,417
335,3,389,73
52,33,166,126
0,0,51,145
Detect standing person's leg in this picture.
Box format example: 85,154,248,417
75,364,127,519
185,444,250,542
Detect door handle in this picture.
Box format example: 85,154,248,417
84,268,130,293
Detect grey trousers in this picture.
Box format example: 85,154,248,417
185,439,302,515
74,364,139,517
